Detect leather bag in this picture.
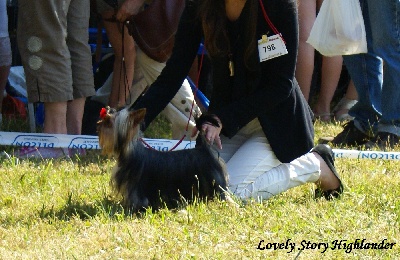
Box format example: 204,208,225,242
126,0,186,63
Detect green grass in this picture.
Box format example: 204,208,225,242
0,118,399,259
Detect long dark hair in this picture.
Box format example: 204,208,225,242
198,0,258,68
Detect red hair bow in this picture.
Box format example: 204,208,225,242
99,107,107,119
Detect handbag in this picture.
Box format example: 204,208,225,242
126,0,186,63
306,0,367,56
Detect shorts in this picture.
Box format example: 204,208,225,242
0,37,12,66
17,0,95,103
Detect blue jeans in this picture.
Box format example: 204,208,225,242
344,0,400,136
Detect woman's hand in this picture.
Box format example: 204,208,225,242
191,115,223,149
116,0,145,22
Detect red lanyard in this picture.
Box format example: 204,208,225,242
258,0,286,44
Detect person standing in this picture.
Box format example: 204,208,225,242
94,0,141,108
0,0,12,128
87,0,201,139
16,0,96,158
296,0,344,122
331,0,400,150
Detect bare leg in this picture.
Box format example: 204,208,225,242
66,97,86,135
345,79,358,100
296,0,317,101
313,56,343,121
0,65,10,115
333,79,358,121
43,102,68,134
43,97,85,134
102,11,136,108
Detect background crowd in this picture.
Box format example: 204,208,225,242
1,0,399,161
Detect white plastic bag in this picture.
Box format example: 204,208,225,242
306,0,367,56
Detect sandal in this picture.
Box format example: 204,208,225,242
311,144,344,200
313,112,333,123
333,97,358,122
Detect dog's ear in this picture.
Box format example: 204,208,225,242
130,108,146,125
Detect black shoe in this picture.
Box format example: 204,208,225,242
331,121,370,147
363,132,400,151
311,144,344,200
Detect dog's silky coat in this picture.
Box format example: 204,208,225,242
97,107,228,211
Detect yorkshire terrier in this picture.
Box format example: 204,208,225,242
97,107,229,211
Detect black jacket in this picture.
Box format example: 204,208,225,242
134,0,314,163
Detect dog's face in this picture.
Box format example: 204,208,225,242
97,107,147,156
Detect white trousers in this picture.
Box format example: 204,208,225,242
219,119,321,200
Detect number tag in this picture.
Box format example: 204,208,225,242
258,34,288,62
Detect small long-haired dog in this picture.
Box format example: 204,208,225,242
97,107,229,211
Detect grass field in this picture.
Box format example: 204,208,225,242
0,117,399,259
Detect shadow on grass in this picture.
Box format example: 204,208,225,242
39,193,227,222
38,195,131,221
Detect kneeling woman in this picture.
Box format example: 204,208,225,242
127,0,343,200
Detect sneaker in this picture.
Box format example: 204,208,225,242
363,132,400,151
14,147,69,159
331,121,371,147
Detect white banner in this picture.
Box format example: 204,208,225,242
333,149,400,160
0,131,194,151
1,131,399,160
